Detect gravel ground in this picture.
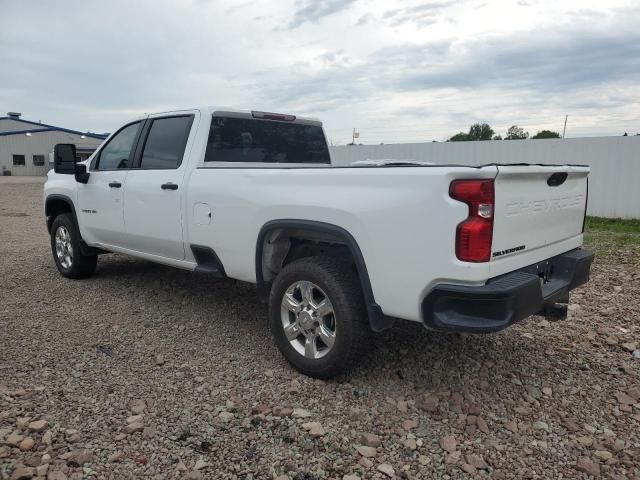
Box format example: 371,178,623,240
1,178,639,480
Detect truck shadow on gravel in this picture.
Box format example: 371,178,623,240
89,254,543,388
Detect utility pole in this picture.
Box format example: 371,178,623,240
562,115,568,138
351,128,359,145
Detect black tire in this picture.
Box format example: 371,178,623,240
269,255,370,379
50,213,97,279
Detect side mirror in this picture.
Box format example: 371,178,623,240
54,143,90,184
54,143,77,174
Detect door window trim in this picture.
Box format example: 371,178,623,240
91,121,144,172
130,114,195,170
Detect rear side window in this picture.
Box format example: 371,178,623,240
139,115,194,169
204,116,330,164
96,122,141,170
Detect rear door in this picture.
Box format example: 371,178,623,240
77,121,144,246
121,112,198,260
491,164,588,271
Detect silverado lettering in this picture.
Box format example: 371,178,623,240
492,245,526,258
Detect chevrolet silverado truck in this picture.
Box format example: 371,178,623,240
44,107,594,378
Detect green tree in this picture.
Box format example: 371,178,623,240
468,123,495,141
448,123,494,141
493,134,502,140
448,132,470,141
531,130,561,139
505,125,529,140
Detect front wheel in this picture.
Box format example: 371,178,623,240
50,213,97,279
269,256,370,379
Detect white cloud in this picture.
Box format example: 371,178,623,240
0,0,638,142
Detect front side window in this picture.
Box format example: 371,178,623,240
204,116,330,164
95,122,141,170
33,155,45,166
139,116,193,169
13,155,25,166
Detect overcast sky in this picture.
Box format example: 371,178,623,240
1,0,639,144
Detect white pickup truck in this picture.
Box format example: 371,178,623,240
44,107,594,378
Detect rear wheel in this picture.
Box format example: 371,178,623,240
50,213,97,279
269,255,370,378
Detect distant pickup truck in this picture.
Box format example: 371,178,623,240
44,108,594,378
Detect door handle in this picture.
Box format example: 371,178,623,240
108,181,122,188
161,182,179,190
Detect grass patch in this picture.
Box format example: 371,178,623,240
583,216,640,263
585,216,640,234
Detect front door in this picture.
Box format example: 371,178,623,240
76,121,143,247
122,114,196,260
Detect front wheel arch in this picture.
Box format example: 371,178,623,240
45,195,77,233
50,213,97,279
45,195,102,256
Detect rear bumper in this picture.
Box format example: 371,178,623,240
422,248,594,333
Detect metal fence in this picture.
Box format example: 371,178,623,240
330,136,640,219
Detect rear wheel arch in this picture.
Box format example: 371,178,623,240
255,219,388,331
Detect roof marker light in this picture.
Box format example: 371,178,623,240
251,111,296,121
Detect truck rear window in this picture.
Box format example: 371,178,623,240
204,116,330,164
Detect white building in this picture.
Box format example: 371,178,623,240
0,112,107,176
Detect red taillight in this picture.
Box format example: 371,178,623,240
449,179,494,262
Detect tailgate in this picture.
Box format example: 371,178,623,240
491,165,589,269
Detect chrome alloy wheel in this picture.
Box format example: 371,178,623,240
55,225,73,269
280,281,336,359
